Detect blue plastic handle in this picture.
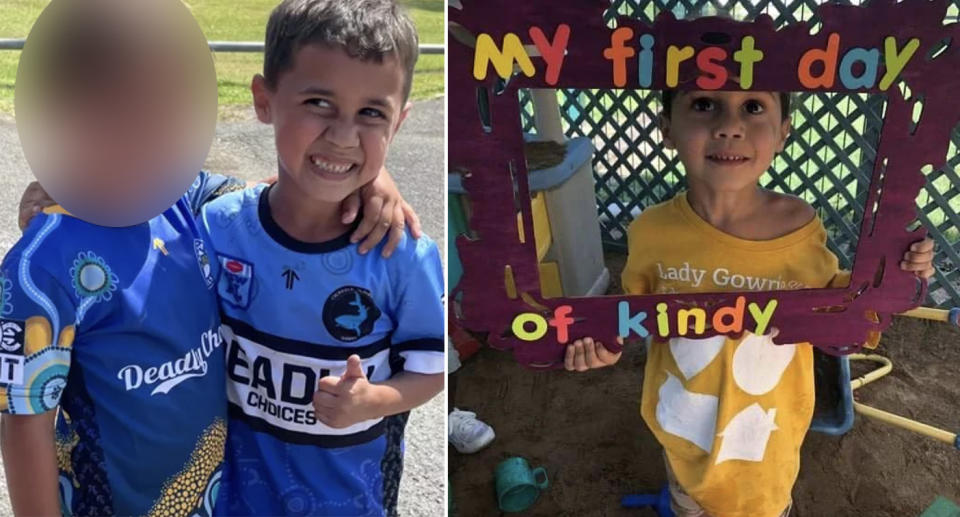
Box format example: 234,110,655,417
621,485,675,517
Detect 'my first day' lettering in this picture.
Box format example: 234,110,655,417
472,24,918,93
798,34,919,90
604,31,763,89
473,25,571,84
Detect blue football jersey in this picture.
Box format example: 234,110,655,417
201,184,444,517
0,172,240,516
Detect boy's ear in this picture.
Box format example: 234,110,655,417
251,74,272,124
391,101,413,139
777,116,792,153
659,115,675,150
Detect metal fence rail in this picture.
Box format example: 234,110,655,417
0,38,444,54
519,0,960,307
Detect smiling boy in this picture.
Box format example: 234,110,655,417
201,1,444,515
567,87,935,517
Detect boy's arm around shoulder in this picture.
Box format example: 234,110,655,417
185,171,249,216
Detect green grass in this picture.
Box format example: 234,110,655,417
0,0,443,115
0,0,48,114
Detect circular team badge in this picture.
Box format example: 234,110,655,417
322,286,381,342
321,249,353,276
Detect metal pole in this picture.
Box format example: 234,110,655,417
0,39,443,54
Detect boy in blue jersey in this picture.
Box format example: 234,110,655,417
201,0,444,515
0,171,235,517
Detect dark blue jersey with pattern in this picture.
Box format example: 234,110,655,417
0,172,240,516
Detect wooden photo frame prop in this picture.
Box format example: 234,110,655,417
449,0,959,368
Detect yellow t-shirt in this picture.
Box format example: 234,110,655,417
623,192,843,517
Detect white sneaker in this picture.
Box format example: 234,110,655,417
448,408,495,454
448,341,462,373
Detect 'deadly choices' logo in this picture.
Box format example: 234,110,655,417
322,286,381,342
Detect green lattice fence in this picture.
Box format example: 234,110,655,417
518,1,960,308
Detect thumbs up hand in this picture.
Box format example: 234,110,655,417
314,355,381,429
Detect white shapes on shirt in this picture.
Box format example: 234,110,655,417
669,335,726,381
715,404,778,464
731,332,796,395
656,372,718,453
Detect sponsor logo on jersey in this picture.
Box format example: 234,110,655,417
224,331,388,442
194,239,215,289
217,255,253,309
0,319,24,354
0,318,24,384
116,328,223,395
322,286,381,342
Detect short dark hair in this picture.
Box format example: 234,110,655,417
263,0,419,100
660,90,792,121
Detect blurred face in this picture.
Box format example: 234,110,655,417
54,49,198,198
253,44,410,204
15,0,217,227
660,91,791,193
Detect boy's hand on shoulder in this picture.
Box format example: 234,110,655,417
900,237,936,279
18,181,56,231
564,337,622,372
342,167,423,258
313,355,383,429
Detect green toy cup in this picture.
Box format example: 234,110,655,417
495,457,549,513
